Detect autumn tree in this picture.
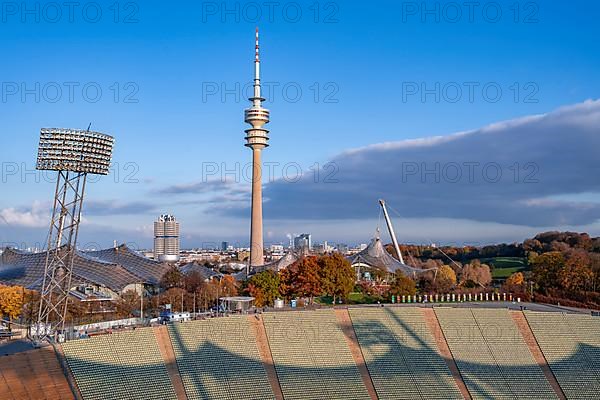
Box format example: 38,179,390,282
434,265,457,292
184,271,206,293
0,285,26,328
67,299,89,324
558,249,593,292
506,271,524,286
319,253,355,305
194,281,220,312
531,251,565,290
160,265,184,289
22,289,40,324
158,287,187,312
219,275,239,297
357,280,377,297
245,270,280,307
280,256,322,304
590,253,600,292
460,260,492,288
389,272,417,297
503,272,526,294
523,238,543,253
116,290,141,318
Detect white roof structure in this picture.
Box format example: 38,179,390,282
347,237,437,277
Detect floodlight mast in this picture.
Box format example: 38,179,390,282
33,128,114,345
379,199,405,264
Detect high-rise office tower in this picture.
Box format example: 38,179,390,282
154,214,180,262
294,234,312,251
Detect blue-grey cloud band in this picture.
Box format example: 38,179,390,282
213,100,600,227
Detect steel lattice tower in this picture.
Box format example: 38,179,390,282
33,128,114,344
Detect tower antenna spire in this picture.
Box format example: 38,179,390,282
255,26,260,63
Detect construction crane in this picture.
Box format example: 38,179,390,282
379,199,405,264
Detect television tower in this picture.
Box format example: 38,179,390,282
244,28,270,271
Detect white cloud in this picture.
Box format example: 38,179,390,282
0,201,50,228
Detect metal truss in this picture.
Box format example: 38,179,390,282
33,171,87,344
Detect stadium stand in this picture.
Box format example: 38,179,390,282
168,316,275,400
349,307,463,400
510,311,566,400
421,308,473,399
334,309,378,400
62,328,177,400
0,347,74,400
263,309,371,400
5,307,599,400
153,326,188,400
525,311,600,400
249,316,285,400
436,308,557,399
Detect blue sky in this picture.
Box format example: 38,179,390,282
1,0,599,250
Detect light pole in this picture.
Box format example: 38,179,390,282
34,128,114,345
140,285,144,325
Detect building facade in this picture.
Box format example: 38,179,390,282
294,234,312,251
154,214,180,262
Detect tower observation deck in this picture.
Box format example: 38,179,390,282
244,27,270,148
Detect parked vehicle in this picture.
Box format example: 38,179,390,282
159,311,191,324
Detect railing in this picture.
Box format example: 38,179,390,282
397,292,519,304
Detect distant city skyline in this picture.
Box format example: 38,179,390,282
1,1,600,249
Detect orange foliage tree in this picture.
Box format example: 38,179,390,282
280,256,322,304
435,265,457,292
558,249,593,292
502,272,526,294
0,285,26,327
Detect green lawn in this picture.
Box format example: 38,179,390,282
492,266,526,279
481,257,528,279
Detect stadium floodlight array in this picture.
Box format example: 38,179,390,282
36,128,114,174
33,127,114,346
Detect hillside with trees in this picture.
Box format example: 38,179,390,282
383,231,600,308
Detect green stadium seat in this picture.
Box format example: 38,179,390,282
61,328,177,400
525,311,600,400
349,307,463,400
168,316,275,400
436,308,557,400
263,310,371,400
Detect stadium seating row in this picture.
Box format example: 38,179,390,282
58,308,600,400
62,328,177,400
168,316,275,400
435,308,557,399
525,311,600,400
264,310,371,400
349,307,463,400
